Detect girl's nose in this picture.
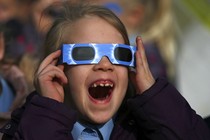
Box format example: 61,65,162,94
93,56,114,71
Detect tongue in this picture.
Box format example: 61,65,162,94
89,86,111,100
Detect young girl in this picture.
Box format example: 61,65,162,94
1,2,210,140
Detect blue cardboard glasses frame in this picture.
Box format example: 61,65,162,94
60,43,136,67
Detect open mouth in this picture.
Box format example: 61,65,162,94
88,80,114,102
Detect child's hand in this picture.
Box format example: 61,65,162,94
34,50,68,102
129,36,155,94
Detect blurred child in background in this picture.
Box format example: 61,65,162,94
0,24,28,129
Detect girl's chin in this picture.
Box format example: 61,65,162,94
82,114,112,125
92,117,110,124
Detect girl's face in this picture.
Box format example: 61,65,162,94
64,16,128,124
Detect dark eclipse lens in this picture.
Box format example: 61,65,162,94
114,47,132,62
72,47,95,60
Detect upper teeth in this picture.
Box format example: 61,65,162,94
92,83,113,87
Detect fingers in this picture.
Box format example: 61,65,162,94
36,65,67,84
135,36,150,73
34,50,67,102
35,50,66,83
130,36,155,94
34,65,67,102
37,50,61,74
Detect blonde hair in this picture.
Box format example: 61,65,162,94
43,1,129,58
120,0,177,81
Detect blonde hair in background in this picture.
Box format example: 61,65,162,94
19,54,39,92
120,0,177,81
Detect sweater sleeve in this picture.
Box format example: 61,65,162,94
127,78,210,140
14,95,77,140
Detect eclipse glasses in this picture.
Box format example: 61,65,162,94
60,43,136,67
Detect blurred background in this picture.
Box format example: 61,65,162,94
0,0,210,133
173,0,210,118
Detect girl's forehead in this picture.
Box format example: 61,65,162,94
63,16,124,44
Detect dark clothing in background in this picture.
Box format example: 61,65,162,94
1,78,210,139
144,42,167,79
4,19,43,64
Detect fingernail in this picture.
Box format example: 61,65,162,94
137,36,141,40
136,36,142,43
